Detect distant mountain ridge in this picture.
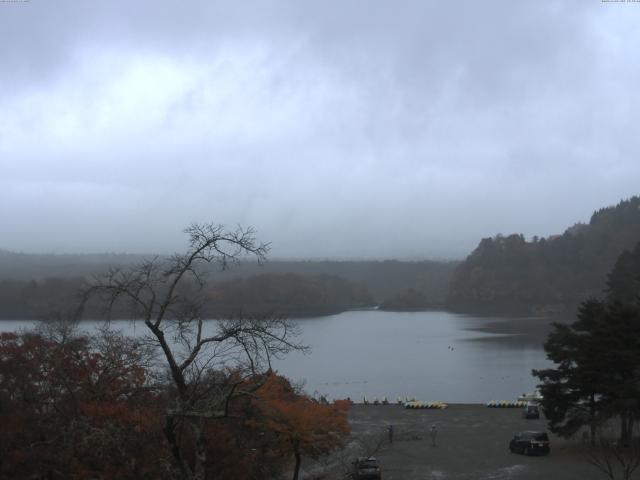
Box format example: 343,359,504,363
447,196,640,313
0,251,457,319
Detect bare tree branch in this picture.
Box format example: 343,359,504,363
79,222,301,480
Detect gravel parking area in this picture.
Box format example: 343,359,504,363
344,404,605,480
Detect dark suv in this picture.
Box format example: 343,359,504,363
523,403,540,419
509,431,550,456
352,457,382,479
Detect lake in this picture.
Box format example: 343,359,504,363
0,310,555,403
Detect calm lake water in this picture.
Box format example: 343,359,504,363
0,310,554,403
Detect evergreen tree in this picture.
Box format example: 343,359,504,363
534,244,640,446
607,242,640,305
595,302,640,446
533,299,609,445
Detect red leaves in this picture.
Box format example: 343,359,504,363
0,330,165,479
0,333,351,480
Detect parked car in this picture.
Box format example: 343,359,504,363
352,457,382,479
509,431,550,456
523,403,540,419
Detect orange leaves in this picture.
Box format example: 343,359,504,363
238,373,351,479
250,373,351,459
333,398,352,412
0,332,348,480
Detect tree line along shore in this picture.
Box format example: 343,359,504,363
2,196,640,320
2,196,640,479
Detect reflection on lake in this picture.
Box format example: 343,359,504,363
0,310,555,403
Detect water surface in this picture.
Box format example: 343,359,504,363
0,310,553,403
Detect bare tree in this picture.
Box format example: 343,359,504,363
587,429,640,480
80,223,305,480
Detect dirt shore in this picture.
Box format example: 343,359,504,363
337,404,606,480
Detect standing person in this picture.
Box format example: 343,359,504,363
388,424,394,444
430,424,438,447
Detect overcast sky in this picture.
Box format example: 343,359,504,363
1,1,639,259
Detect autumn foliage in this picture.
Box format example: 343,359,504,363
0,330,351,480
0,329,164,479
247,374,351,480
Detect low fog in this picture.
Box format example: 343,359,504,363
1,1,639,258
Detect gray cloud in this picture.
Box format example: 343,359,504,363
2,0,640,258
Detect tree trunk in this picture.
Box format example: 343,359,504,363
163,415,194,480
620,413,632,448
292,449,302,480
589,396,597,447
192,418,208,480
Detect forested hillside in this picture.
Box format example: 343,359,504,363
0,274,374,320
0,253,456,318
206,273,374,317
447,196,640,312
211,259,456,304
0,250,457,319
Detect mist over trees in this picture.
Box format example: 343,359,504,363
5,196,640,319
0,273,374,320
208,273,374,317
378,288,431,311
0,254,456,319
448,196,640,313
